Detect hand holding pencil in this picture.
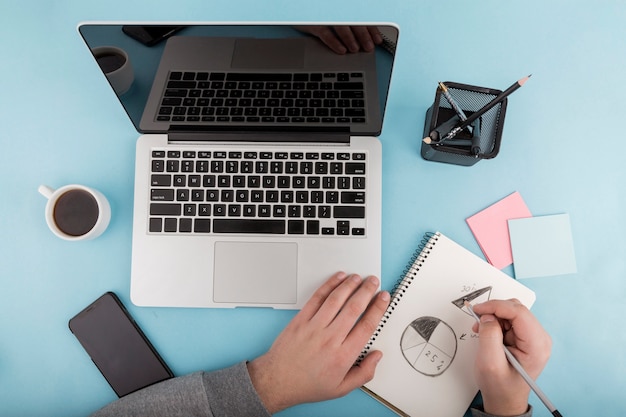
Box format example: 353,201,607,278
469,299,558,416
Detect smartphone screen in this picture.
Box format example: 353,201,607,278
69,292,174,397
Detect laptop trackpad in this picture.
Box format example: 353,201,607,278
213,242,298,305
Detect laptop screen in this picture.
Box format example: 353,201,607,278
78,23,398,136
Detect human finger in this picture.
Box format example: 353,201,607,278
343,289,390,349
339,349,383,396
310,273,363,327
297,271,348,322
476,314,507,364
328,275,381,338
472,298,524,317
473,299,539,346
473,299,538,338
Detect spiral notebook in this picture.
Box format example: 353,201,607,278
360,232,536,417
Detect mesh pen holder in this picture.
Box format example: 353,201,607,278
421,82,507,166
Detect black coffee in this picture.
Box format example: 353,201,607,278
53,190,99,236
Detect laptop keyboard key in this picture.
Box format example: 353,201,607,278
334,206,365,219
337,221,350,235
151,189,174,201
341,192,365,204
179,218,193,232
194,219,211,233
151,175,171,187
149,218,162,232
306,220,320,235
164,218,177,232
288,220,305,234
214,219,285,234
345,162,366,174
150,203,181,216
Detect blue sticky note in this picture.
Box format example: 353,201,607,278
508,214,577,279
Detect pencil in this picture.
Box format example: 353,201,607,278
463,300,563,417
425,75,531,145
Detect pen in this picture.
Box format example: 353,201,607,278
438,82,470,125
425,75,531,145
464,300,563,417
437,82,480,155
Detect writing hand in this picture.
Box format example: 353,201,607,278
295,25,383,54
472,299,552,416
247,272,390,413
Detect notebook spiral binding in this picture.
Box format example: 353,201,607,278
379,32,396,54
356,232,440,364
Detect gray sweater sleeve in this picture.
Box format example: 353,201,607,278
88,360,531,417
89,361,271,417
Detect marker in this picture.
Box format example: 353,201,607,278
464,300,563,417
425,75,531,145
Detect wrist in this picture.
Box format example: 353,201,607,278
482,395,529,417
247,356,288,414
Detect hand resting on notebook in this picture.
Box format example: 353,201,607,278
472,299,552,416
247,271,390,413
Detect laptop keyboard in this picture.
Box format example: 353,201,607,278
156,72,366,124
148,149,368,236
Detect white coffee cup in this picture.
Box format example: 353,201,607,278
38,184,111,241
92,46,134,95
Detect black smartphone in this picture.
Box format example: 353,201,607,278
69,292,174,397
121,25,184,46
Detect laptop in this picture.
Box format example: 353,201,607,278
78,23,399,309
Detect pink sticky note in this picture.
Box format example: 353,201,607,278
466,191,532,269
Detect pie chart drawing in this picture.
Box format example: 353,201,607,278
400,316,457,377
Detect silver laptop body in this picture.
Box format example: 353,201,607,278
78,22,399,309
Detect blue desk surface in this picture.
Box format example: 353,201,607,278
2,1,625,416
